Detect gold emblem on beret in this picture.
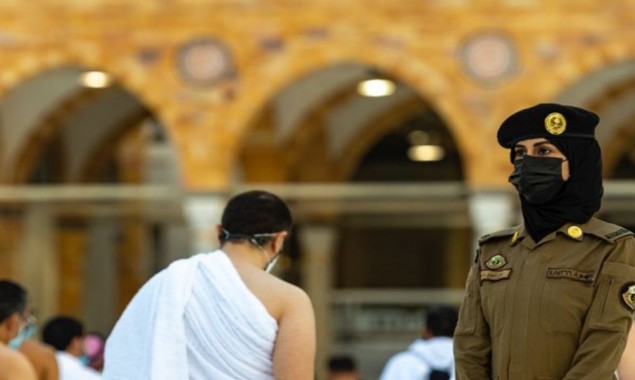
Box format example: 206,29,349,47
485,254,507,270
622,284,635,311
567,226,583,239
544,112,567,135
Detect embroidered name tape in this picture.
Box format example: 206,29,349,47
547,268,595,283
481,269,512,282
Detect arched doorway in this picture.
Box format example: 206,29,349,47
0,66,187,334
236,62,471,378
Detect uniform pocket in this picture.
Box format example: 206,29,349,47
455,266,478,335
588,261,635,332
480,272,509,337
539,277,593,335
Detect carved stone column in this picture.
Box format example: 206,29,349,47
55,216,88,316
298,224,338,380
15,204,58,321
0,205,24,279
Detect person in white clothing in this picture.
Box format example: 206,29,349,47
103,190,316,380
42,316,100,380
380,306,458,380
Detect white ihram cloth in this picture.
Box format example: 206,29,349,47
103,250,278,380
379,337,455,380
56,351,101,380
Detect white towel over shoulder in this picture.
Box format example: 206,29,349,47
103,250,278,380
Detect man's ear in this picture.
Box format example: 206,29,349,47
421,326,433,339
6,312,21,335
273,231,289,253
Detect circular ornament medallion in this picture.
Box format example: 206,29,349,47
457,30,519,86
176,37,235,87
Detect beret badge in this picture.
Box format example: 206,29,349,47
544,112,567,135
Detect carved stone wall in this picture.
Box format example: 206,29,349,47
0,1,633,189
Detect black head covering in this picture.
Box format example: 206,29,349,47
497,104,603,242
498,103,599,148
519,138,603,242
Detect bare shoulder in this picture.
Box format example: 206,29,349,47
19,339,58,379
19,339,56,357
274,277,312,308
238,265,313,321
0,346,37,380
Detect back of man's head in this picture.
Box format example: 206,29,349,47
327,355,359,380
425,305,459,338
0,279,27,324
220,190,293,237
42,316,83,351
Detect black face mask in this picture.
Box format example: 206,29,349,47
509,155,565,205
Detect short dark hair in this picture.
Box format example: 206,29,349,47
426,305,458,337
328,354,357,372
220,190,293,243
42,316,84,351
0,279,27,323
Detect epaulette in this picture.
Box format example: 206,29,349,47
478,227,518,246
584,219,634,244
603,227,634,243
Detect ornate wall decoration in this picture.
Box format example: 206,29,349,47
457,30,520,86
175,37,235,87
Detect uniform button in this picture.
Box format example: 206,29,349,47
567,226,583,238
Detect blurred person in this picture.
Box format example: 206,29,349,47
10,307,59,380
454,104,635,379
618,326,635,379
379,306,457,380
42,316,100,380
82,333,104,373
327,355,361,380
18,339,59,380
0,279,37,380
104,190,316,380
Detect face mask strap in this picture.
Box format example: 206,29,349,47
220,229,283,271
264,254,281,273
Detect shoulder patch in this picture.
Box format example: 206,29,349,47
605,228,634,242
605,228,632,239
584,218,634,243
478,227,518,246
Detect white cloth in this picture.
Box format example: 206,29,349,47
103,251,278,380
56,351,101,380
379,337,455,380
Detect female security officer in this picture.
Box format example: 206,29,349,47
454,103,635,380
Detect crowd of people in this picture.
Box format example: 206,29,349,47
0,280,104,380
2,103,635,379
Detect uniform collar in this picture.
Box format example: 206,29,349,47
517,220,590,250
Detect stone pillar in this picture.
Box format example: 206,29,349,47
0,205,24,279
298,224,338,380
85,216,117,333
468,190,516,250
444,227,474,288
16,204,59,322
183,194,227,255
56,216,88,317
115,216,150,315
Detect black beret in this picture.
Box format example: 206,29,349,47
497,103,599,148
